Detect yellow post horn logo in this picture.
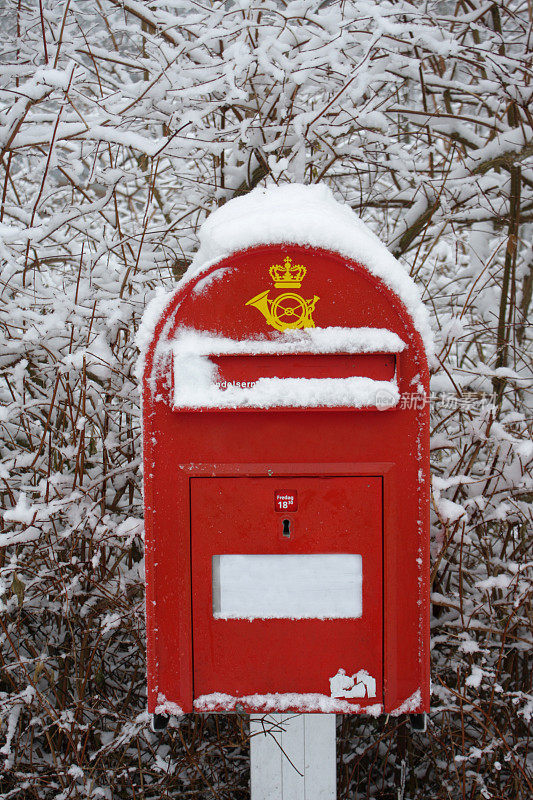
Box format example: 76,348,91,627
246,256,319,332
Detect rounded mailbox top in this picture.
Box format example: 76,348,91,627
185,184,433,357
139,185,432,408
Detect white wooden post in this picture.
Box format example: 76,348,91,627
250,713,336,800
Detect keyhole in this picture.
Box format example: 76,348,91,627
282,519,291,538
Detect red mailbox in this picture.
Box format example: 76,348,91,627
141,186,431,719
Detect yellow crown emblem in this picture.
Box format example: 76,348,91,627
269,256,307,288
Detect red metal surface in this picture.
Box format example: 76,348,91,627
192,476,382,708
142,244,430,715
210,353,396,385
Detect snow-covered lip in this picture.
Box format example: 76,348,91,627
193,691,383,715
171,327,402,410
171,326,406,356
172,327,406,410
172,373,400,410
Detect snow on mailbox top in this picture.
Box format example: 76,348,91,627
185,183,433,356
138,183,432,412
138,185,433,373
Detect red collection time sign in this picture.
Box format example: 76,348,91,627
274,490,298,512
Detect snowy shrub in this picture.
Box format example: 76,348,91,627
0,1,531,798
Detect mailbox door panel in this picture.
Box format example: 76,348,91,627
191,475,382,708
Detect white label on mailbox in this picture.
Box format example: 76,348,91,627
212,554,362,619
329,668,376,698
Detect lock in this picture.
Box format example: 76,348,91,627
278,516,295,541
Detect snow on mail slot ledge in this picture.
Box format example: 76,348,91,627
172,327,406,355
172,327,403,410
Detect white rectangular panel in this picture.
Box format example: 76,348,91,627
213,554,362,619
250,714,336,800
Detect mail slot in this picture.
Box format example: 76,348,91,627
141,189,430,718
211,353,396,383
